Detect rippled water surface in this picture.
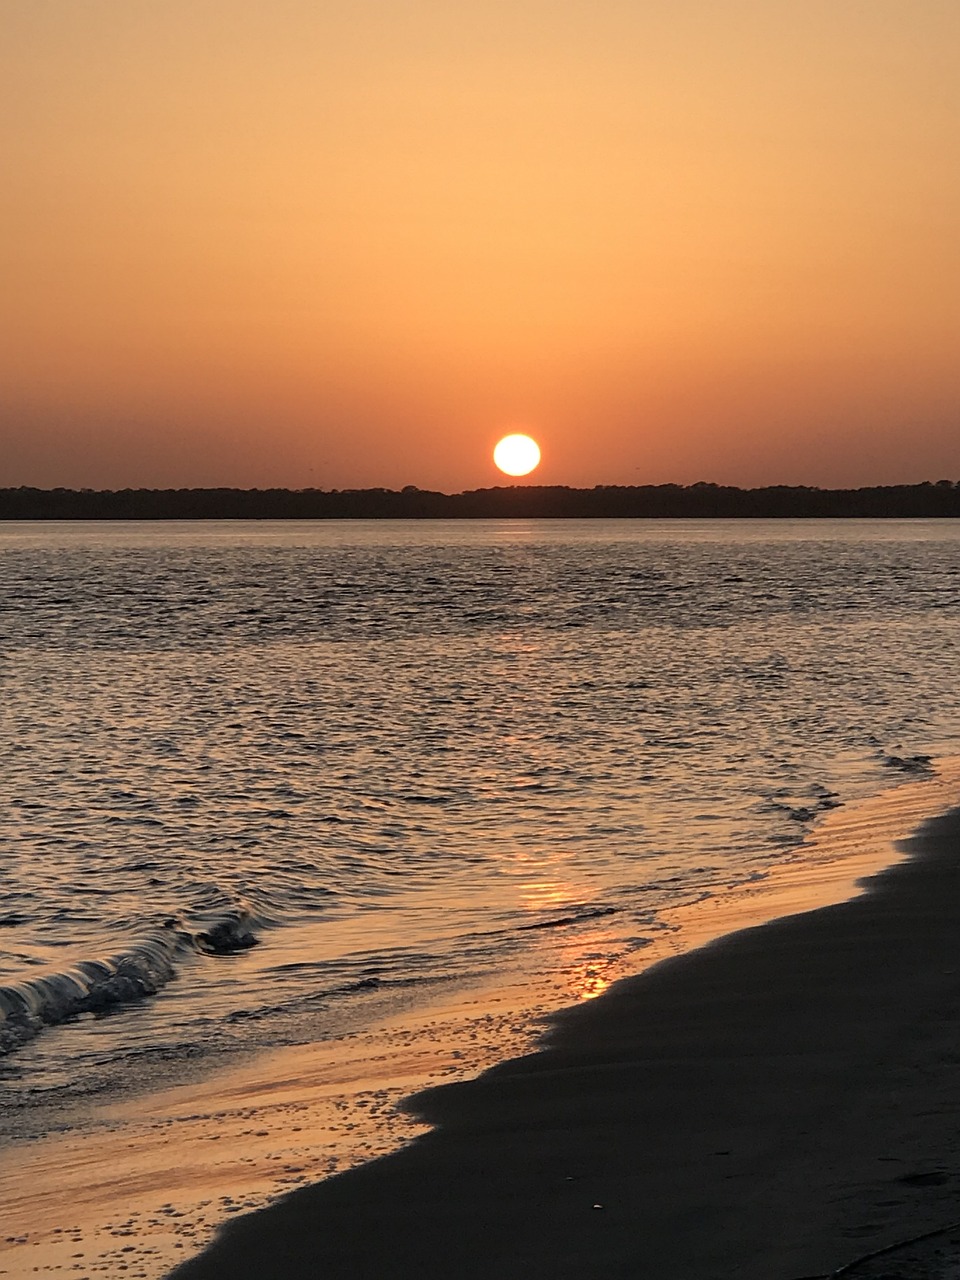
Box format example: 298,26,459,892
2,519,959,1105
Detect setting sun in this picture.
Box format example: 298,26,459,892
493,434,541,478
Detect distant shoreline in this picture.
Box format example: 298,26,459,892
2,481,960,521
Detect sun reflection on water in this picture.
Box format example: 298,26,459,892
564,961,611,1000
516,877,621,1000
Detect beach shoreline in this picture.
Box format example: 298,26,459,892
2,768,958,1279
167,791,960,1280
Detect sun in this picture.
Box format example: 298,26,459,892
493,434,541,477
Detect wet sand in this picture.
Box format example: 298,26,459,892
163,797,960,1280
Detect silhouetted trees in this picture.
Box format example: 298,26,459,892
1,482,959,520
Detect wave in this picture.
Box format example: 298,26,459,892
517,905,619,931
882,753,934,775
0,903,260,1058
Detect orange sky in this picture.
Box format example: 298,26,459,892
2,1,958,490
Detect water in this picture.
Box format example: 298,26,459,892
1,518,959,1123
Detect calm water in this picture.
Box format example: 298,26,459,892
2,519,959,1123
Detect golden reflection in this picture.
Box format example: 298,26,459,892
567,962,610,1001
519,879,569,911
517,876,621,1001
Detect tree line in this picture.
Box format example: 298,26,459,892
2,481,959,520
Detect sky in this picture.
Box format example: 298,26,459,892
2,0,958,491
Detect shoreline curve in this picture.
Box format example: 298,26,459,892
169,801,960,1279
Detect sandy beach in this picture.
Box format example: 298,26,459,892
158,789,960,1279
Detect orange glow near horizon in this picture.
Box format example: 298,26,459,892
2,2,959,490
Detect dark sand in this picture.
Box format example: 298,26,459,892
171,808,960,1280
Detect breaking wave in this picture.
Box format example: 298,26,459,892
0,904,261,1057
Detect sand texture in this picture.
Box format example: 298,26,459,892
169,808,960,1280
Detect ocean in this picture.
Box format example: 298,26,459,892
2,518,959,1141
